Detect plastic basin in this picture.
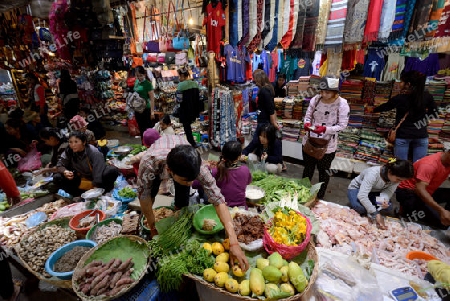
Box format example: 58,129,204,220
69,210,106,237
193,204,224,235
45,240,97,280
86,218,123,242
406,251,438,261
112,188,137,203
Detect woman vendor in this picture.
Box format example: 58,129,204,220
55,131,118,196
3,118,33,160
33,127,68,176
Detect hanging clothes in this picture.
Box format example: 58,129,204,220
210,87,237,149
269,50,279,82
388,0,407,41
261,0,272,43
404,53,440,76
381,52,405,81
263,0,276,47
435,2,450,37
293,56,312,79
236,46,250,83
326,48,343,76
224,44,237,81
323,0,349,50
316,0,332,47
341,49,357,71
203,2,226,57
409,0,433,35
426,0,446,38
364,0,384,42
248,0,264,52
311,50,323,75
290,0,308,48
301,0,321,51
239,0,250,45
363,49,386,80
344,0,370,44
279,0,296,48
378,0,397,40
229,0,239,46
266,0,281,51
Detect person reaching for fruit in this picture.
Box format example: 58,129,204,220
0,161,21,207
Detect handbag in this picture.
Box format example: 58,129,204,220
302,97,332,160
147,53,158,62
157,53,166,63
126,92,147,113
165,52,176,64
175,52,187,65
173,29,190,50
303,132,330,160
387,112,408,144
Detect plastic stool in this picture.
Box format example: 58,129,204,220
201,134,209,142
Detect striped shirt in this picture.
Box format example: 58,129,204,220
137,135,225,205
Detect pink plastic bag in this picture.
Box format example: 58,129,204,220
18,148,42,172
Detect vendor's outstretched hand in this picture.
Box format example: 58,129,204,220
440,209,450,227
375,214,387,230
229,244,249,272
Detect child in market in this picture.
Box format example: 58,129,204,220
348,158,414,229
153,114,175,136
194,140,252,208
241,124,283,174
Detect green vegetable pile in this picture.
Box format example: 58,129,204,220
251,173,312,204
118,187,137,198
147,207,215,292
0,201,10,212
124,144,148,156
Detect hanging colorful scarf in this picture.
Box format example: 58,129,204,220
363,0,384,42
301,0,321,51
409,0,433,35
435,1,450,37
400,0,418,41
344,0,370,44
378,0,397,40
315,0,332,47
290,0,308,48
388,0,407,41
323,0,348,50
425,0,446,37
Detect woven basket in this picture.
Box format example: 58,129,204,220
72,235,150,301
15,217,76,289
185,242,319,301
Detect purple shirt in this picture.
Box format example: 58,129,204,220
225,44,237,82
235,46,249,83
193,165,252,208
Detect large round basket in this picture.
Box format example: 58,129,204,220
185,242,318,301
72,235,151,301
15,217,76,288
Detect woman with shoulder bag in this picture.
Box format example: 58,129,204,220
302,75,350,200
134,65,156,137
373,71,437,162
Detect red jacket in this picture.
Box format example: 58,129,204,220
0,162,19,198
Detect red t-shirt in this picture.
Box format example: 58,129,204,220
0,162,19,198
398,152,450,195
203,2,226,57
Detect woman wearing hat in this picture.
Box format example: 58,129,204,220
302,76,350,200
69,115,96,146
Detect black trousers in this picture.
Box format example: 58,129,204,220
135,108,156,138
182,120,197,147
396,187,450,229
150,175,191,208
63,99,80,120
0,246,14,299
54,165,119,196
302,151,336,199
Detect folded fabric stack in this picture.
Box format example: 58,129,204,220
348,104,365,128
281,119,302,142
390,81,402,98
354,130,386,164
374,81,393,106
337,126,361,158
282,97,294,119
378,109,396,130
426,80,447,106
428,118,445,143
298,76,311,96
275,97,284,118
443,83,450,105
292,100,303,120
439,113,450,143
362,80,376,106
428,142,445,154
379,148,394,164
340,79,364,104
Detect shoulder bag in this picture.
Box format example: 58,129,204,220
302,97,331,160
387,112,408,144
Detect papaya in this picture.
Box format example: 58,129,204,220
262,265,282,283
288,262,307,293
268,252,283,269
249,268,265,296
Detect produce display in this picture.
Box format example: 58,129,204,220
0,201,10,212
118,187,137,199
121,213,140,235
269,208,307,246
251,172,312,204
202,243,315,298
428,260,450,287
17,225,77,275
202,218,217,231
245,188,264,200
153,207,174,222
0,200,67,246
54,246,91,272
75,258,136,297
79,214,99,228
51,203,87,220
154,207,194,253
123,144,147,156
233,213,264,244
91,222,122,244
312,202,450,277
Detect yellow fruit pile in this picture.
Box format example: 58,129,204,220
202,246,310,298
269,209,307,246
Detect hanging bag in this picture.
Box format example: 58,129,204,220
173,29,190,50
387,112,408,144
302,97,332,160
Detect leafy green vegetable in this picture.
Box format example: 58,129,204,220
301,259,315,280
118,187,137,198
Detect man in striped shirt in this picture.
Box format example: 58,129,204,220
137,135,249,271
